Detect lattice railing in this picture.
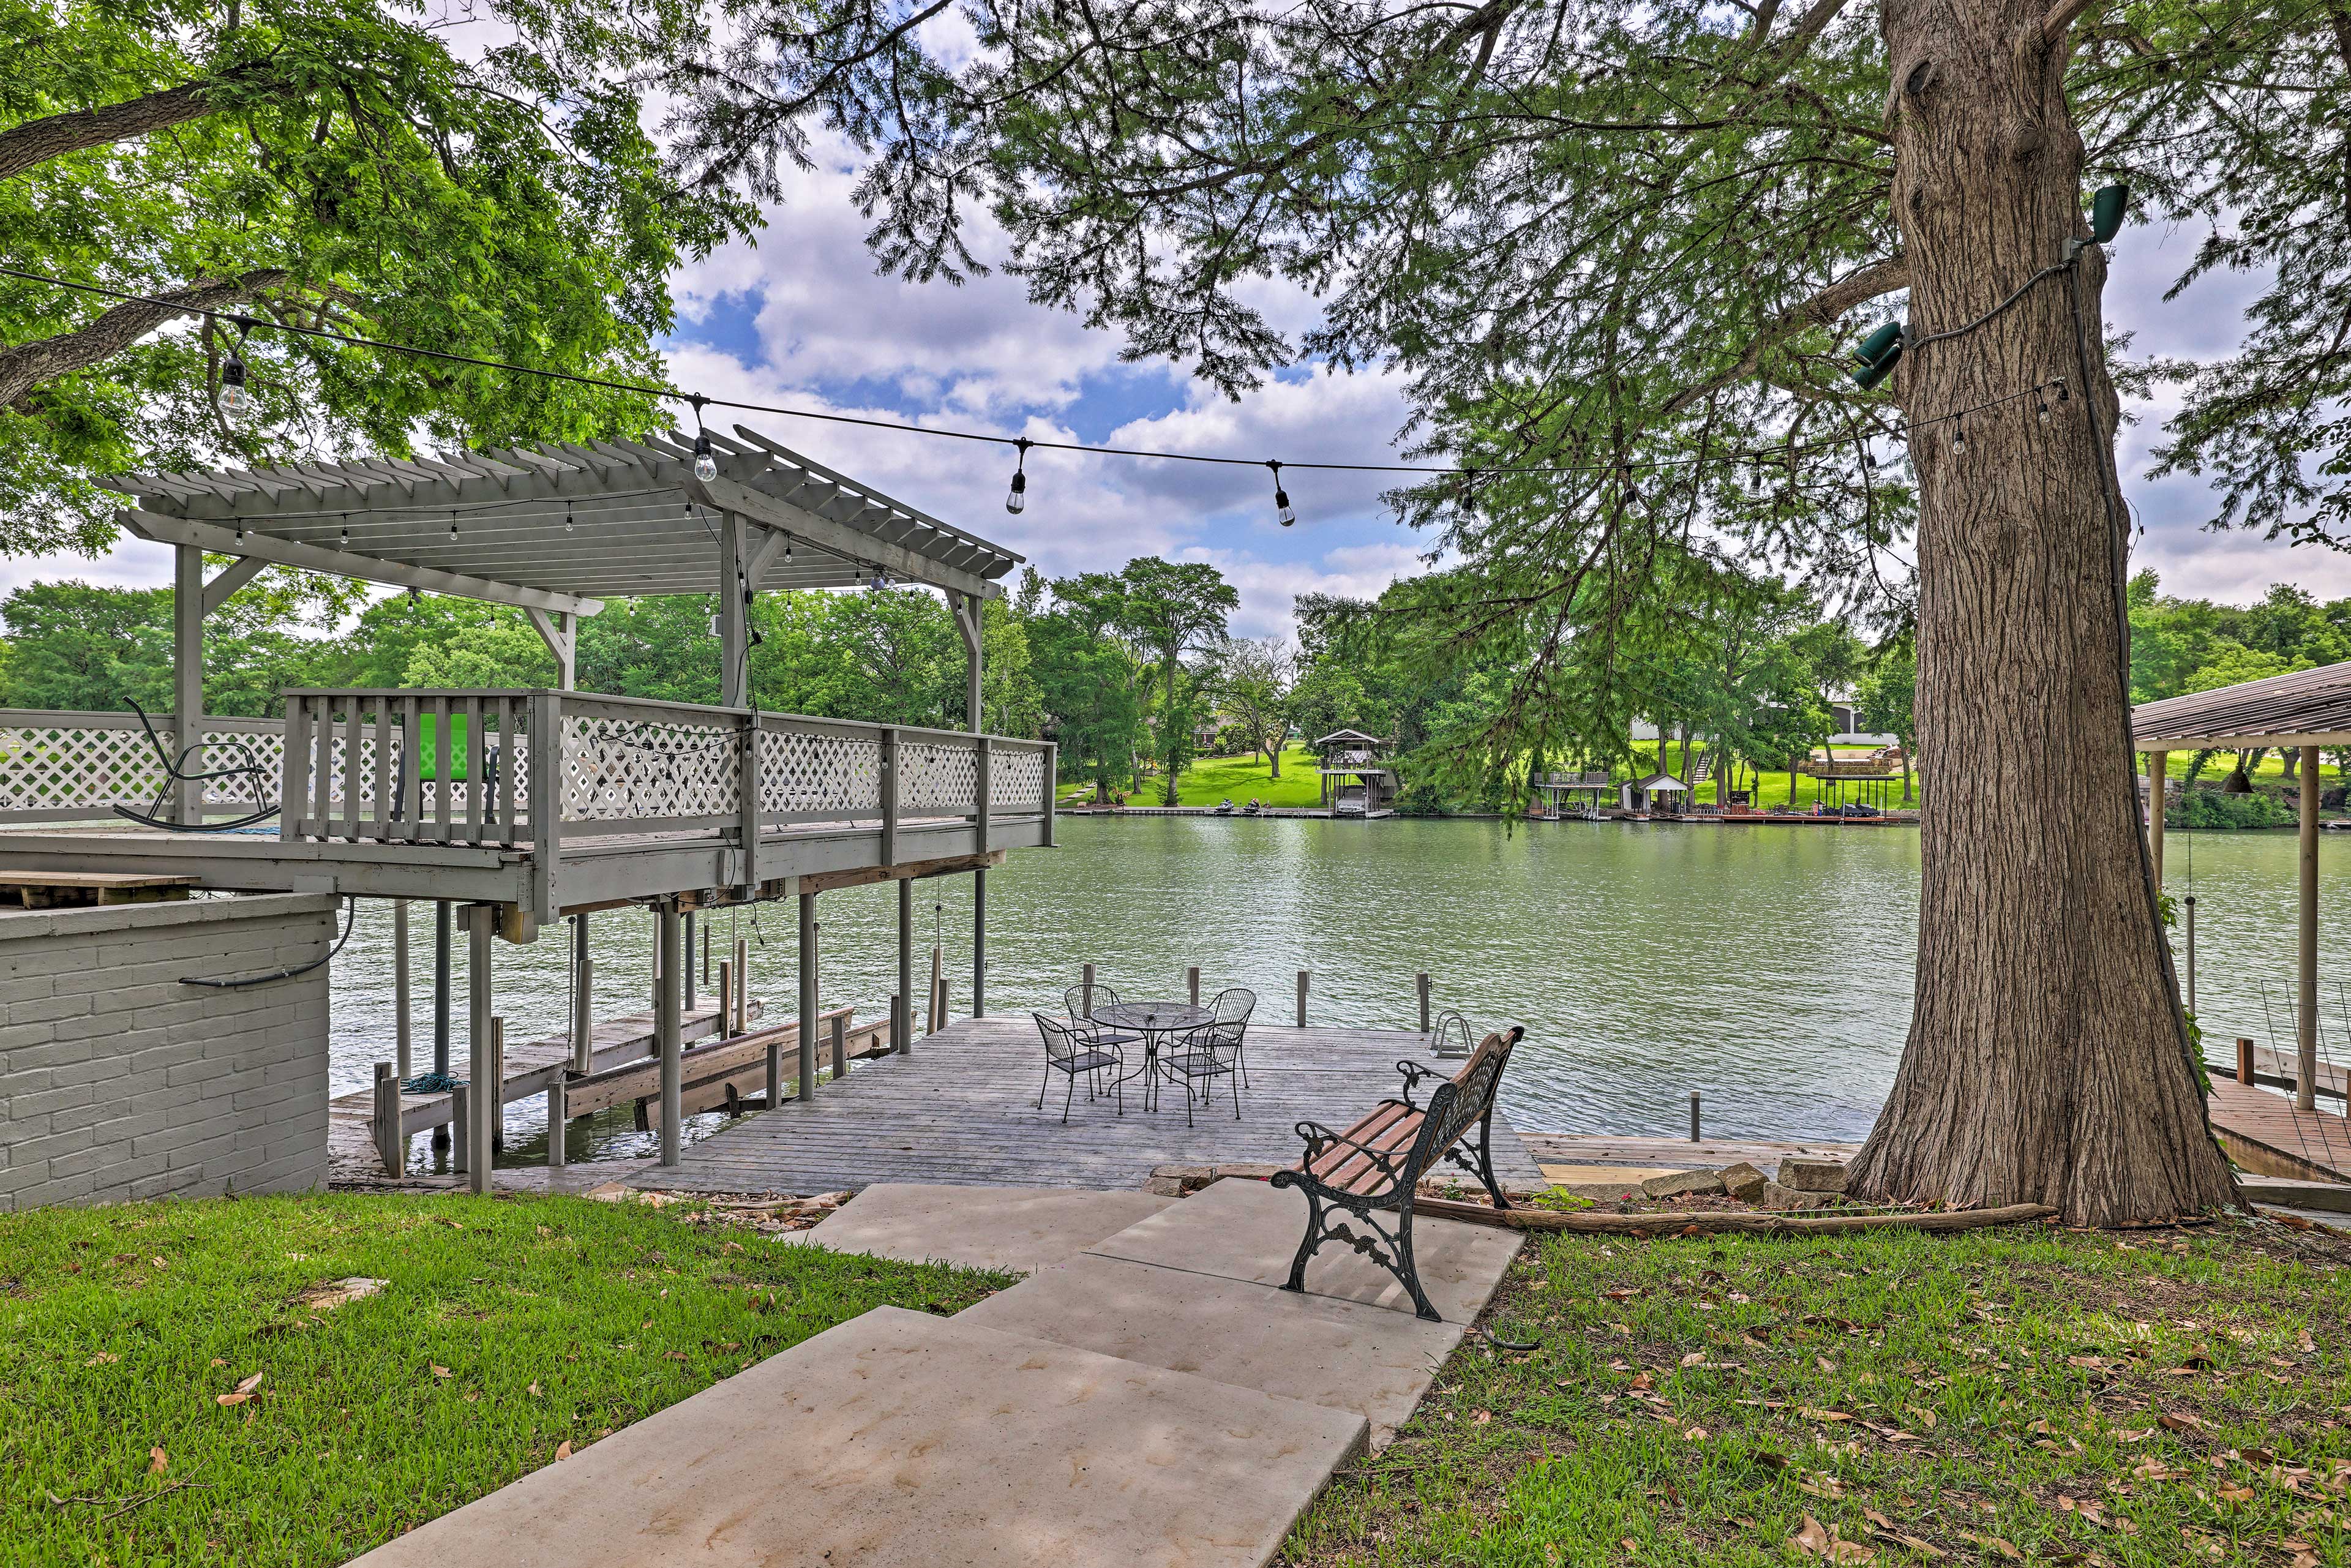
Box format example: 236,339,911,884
898,738,979,813
759,719,882,821
562,705,738,826
994,744,1047,811
0,711,285,822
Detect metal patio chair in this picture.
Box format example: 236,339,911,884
1063,980,1142,1055
1163,988,1254,1127
1032,1012,1124,1122
1207,985,1257,1086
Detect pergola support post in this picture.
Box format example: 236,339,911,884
898,877,914,1057
2300,745,2320,1112
656,899,683,1164
798,890,819,1101
718,512,749,710
467,903,495,1196
2145,749,2167,889
172,544,205,824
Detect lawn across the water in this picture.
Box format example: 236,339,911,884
1066,745,1327,808
0,1192,1010,1566
1280,1214,2351,1566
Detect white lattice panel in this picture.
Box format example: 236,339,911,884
759,727,880,816
561,715,738,822
995,747,1045,810
898,740,979,813
0,722,168,812
198,730,283,806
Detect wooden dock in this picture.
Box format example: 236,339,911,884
632,1016,1547,1196
2207,1075,2351,1184
1517,1132,1862,1183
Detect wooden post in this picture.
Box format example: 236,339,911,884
1689,1091,1701,1142
489,1016,506,1154
888,992,903,1055
450,1083,470,1174
703,920,711,986
830,1013,846,1081
546,1074,567,1169
973,867,987,1019
572,913,593,1075
798,890,819,1102
717,961,732,1037
685,910,698,1012
2146,749,2168,890
1417,972,1431,1033
735,937,749,1040
393,902,411,1083
2183,895,2197,1012
2300,744,2321,1113
172,542,204,825
2237,1037,2255,1086
1187,966,1201,1007
372,1062,405,1180
1295,969,1308,1027
1082,962,1097,1018
656,899,683,1165
467,904,495,1195
928,942,943,1034
433,898,454,1087
896,877,914,1057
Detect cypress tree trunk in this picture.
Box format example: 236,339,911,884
1848,0,2237,1223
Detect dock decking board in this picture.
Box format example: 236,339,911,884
2208,1075,2351,1184
632,1016,1545,1196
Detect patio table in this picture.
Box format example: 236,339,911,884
1092,1001,1211,1114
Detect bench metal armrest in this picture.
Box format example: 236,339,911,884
1394,1059,1438,1111
1292,1119,1410,1191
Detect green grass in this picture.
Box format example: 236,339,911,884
1280,1215,2351,1567
1067,746,1327,808
0,1192,1010,1566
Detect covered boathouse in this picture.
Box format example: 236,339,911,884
0,424,1051,1195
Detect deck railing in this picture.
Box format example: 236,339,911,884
277,688,1054,860
0,708,284,823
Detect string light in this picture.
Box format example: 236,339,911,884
564,499,575,533
1267,460,1295,527
217,317,253,418
1952,422,1968,455
690,396,718,482
1005,437,1032,515
448,509,459,541
338,517,350,549
1459,465,1477,518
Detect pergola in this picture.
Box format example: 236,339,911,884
106,420,1019,800
2133,659,2351,1114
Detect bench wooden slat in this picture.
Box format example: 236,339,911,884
1321,1107,1426,1194
1310,1100,1415,1181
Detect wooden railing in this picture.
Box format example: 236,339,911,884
277,688,1055,874
0,708,284,823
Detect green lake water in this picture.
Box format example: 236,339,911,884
326,817,2351,1161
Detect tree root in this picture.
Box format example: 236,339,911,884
1413,1198,2058,1236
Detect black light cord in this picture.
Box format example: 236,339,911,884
179,895,357,988
0,261,2061,484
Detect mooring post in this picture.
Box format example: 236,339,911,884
798,890,819,1101
2238,1037,2256,1086
1295,969,1308,1027
830,1013,846,1081
545,1073,567,1169
656,898,683,1165
1417,972,1431,1033
432,899,453,1147
896,877,915,1056
450,1083,470,1174
703,920,712,986
928,942,943,1035
2183,895,2197,1011
735,937,749,1037
888,992,903,1056
489,1015,506,1154
1082,962,1097,1018
393,901,411,1083
373,1062,405,1180
717,960,732,1038
1689,1091,1701,1142
464,906,497,1193
1187,966,1200,1007
973,868,987,1018
684,910,697,1012
571,913,593,1075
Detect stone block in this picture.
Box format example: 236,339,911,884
1759,1181,1838,1211
1720,1161,1768,1201
1640,1168,1726,1199
1779,1157,1848,1193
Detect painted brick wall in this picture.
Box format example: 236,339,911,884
0,892,337,1210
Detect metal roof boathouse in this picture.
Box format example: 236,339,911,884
0,424,1054,1191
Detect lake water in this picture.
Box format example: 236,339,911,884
323,817,2351,1163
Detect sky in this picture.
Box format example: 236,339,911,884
18,68,2337,641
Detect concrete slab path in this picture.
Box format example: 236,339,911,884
776,1182,1176,1273
348,1308,1365,1568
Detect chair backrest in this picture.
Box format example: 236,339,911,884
1406,1026,1525,1182
1210,986,1256,1027
1034,1011,1089,1065
1064,981,1119,1019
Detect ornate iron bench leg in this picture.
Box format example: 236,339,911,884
1275,1176,1322,1295
1392,1193,1441,1322
1470,1107,1511,1210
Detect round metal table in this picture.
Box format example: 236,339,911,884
1092,1001,1210,1114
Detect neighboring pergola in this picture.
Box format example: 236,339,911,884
105,420,1019,814
2133,659,2351,1114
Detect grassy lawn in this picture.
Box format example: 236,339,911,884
1283,1216,2351,1567
1067,745,1326,808
0,1192,1009,1567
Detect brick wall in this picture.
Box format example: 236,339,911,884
0,892,337,1210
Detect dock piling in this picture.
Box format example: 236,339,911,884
467,904,495,1194
1187,966,1200,1007
1296,969,1308,1027
1082,962,1097,1018
546,1074,567,1169
830,1013,846,1081
735,937,749,1042
450,1082,469,1174
2183,895,2197,1011
393,902,411,1083
798,891,818,1103
1417,972,1431,1033
684,910,697,1012
432,899,452,1149
718,960,732,1037
1689,1091,1701,1142
656,898,683,1164
2238,1037,2256,1086
897,879,915,1057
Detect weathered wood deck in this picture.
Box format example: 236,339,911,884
631,1016,1546,1196
2208,1075,2351,1184
1517,1132,1862,1179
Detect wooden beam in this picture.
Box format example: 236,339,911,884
690,471,1003,602
1409,1196,2058,1236
797,849,1006,895
2137,731,2351,751
201,555,268,617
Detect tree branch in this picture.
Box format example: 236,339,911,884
2036,0,2104,51
0,71,271,182
1662,255,1910,415
0,270,288,409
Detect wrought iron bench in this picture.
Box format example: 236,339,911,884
1272,1024,1524,1322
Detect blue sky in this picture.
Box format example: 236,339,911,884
24,116,2336,640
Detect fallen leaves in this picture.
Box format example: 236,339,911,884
215,1371,264,1407
2158,1411,2202,1433
552,1441,572,1461
1960,1531,2022,1560
1799,1406,1856,1423
1791,1512,1876,1562
295,1277,389,1313
148,1447,167,1475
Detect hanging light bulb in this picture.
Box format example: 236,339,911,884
1951,422,1968,455
449,510,460,541
2038,398,2052,425
217,317,253,417
782,537,793,563
1005,437,1032,514
564,500,576,533
234,520,246,544
1459,465,1477,519
689,396,718,482
338,519,350,549
1267,460,1295,527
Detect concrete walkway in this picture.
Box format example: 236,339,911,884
350,1179,1520,1568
